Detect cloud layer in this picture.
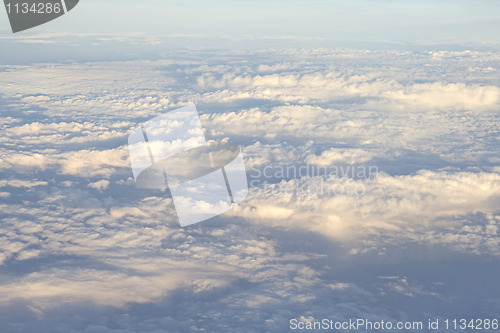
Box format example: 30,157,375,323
0,47,499,332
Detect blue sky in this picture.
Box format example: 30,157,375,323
1,0,500,46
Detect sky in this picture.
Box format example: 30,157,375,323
0,1,500,333
1,0,500,47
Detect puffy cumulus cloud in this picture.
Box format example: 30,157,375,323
0,47,499,332
0,50,497,174
0,146,129,177
1,48,497,128
56,147,130,178
0,121,131,147
382,82,500,111
196,72,500,111
306,148,375,165
0,212,444,333
229,169,500,255
196,71,393,104
0,193,174,269
0,268,186,308
203,104,498,170
0,189,366,326
202,105,378,143
0,168,471,331
0,179,48,188
0,150,48,171
88,180,110,191
190,49,500,115
0,62,181,126
0,116,21,126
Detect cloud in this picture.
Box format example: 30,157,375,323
88,180,110,191
306,148,375,165
0,147,130,177
230,169,500,255
0,47,499,332
197,72,500,111
379,276,440,298
0,179,48,188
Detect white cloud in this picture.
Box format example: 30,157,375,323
230,169,500,255
0,147,130,177
197,72,500,111
0,47,499,332
88,180,110,191
0,179,48,188
306,148,375,165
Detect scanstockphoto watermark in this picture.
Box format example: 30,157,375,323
128,104,248,227
289,317,499,331
290,318,425,331
248,164,379,198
